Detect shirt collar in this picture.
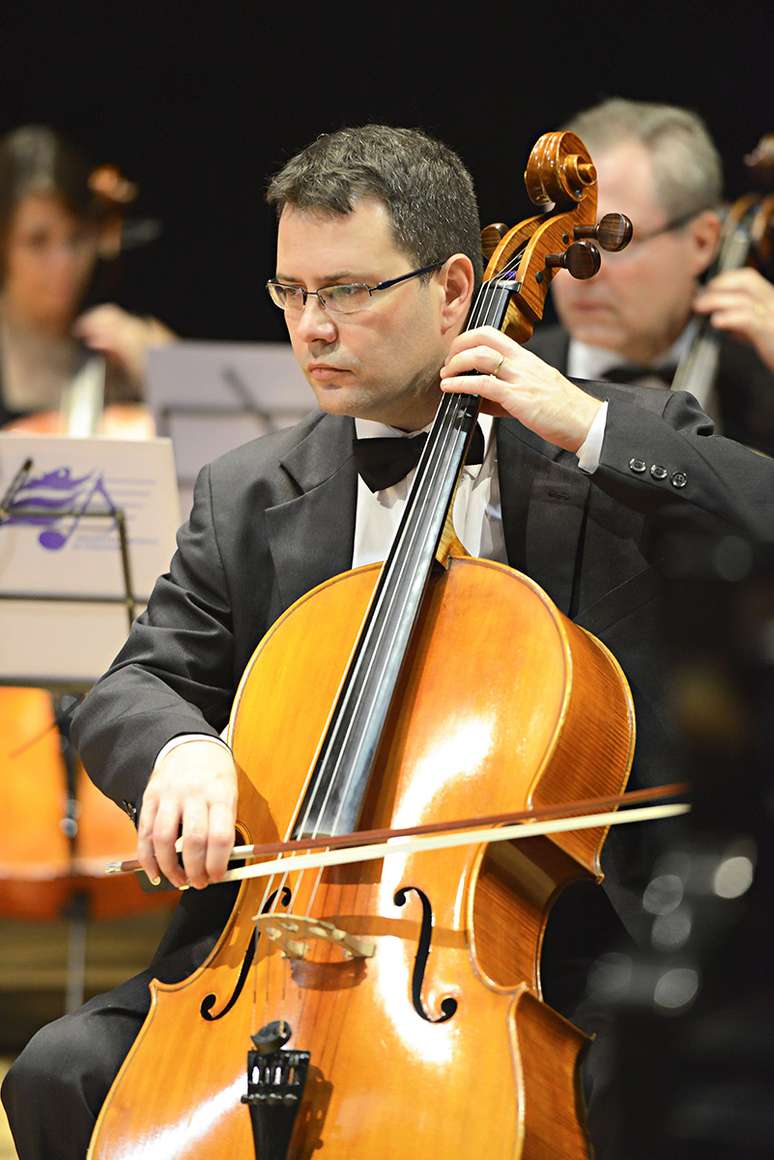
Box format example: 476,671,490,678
567,321,698,381
355,412,494,454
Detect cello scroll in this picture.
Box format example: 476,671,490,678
480,131,632,343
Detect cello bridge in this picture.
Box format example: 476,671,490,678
253,913,375,962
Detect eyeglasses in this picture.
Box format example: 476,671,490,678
608,206,718,254
266,261,445,315
597,207,715,263
633,207,712,245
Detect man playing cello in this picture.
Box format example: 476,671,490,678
3,123,773,1159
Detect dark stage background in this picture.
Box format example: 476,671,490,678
1,2,769,344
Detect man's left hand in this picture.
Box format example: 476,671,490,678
440,326,602,452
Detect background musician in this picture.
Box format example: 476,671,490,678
527,98,774,455
3,123,774,1160
0,124,175,431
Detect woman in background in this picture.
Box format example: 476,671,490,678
0,124,174,432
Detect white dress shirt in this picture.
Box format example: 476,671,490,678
567,322,718,420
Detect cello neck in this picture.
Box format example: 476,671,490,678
292,278,512,839
671,203,758,396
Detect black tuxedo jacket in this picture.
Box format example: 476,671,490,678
71,380,772,811
70,382,774,973
526,323,774,457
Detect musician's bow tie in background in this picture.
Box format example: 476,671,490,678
354,423,485,492
603,363,677,388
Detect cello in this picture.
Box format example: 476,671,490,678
671,132,774,403
89,132,637,1158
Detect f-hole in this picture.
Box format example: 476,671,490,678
394,886,457,1024
200,886,292,1022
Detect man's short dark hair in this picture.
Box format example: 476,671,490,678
266,124,483,283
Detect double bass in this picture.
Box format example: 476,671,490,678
89,133,637,1157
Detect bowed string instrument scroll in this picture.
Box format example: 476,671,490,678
479,130,632,345
91,132,650,1160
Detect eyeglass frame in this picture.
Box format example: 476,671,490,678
628,205,718,247
265,260,447,314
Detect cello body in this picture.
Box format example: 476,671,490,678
89,555,634,1158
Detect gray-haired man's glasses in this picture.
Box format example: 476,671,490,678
266,261,445,315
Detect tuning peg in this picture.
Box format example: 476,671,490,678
481,222,509,261
573,213,633,252
545,241,601,280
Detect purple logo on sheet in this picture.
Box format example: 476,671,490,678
7,466,115,550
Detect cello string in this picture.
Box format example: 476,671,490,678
239,395,484,954
290,243,528,849
224,249,529,1012
296,390,465,917
294,238,534,881
250,238,544,1021
238,352,490,942
296,264,520,917
205,245,533,1028
295,265,508,849
255,244,529,938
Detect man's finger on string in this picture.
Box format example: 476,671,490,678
441,343,511,380
445,324,513,358
440,367,513,411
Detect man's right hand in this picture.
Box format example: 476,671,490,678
136,739,238,890
694,268,774,372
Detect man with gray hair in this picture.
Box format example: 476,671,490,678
528,97,774,454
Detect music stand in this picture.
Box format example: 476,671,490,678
0,434,180,686
146,340,315,513
0,433,180,1008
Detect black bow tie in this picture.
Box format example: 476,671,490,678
603,363,677,388
353,423,485,493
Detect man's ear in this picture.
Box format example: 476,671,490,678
690,210,723,278
438,254,476,334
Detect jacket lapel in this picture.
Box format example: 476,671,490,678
497,419,590,616
265,414,358,613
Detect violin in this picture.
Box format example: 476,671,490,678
0,162,166,971
671,132,774,397
88,132,637,1158
1,159,158,439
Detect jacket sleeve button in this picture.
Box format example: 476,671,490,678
628,457,647,473
650,464,668,480
671,471,688,489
